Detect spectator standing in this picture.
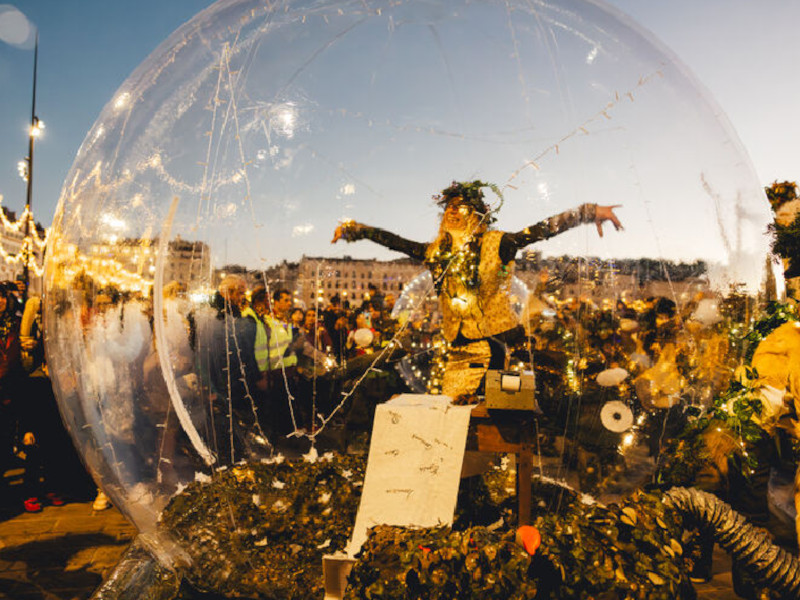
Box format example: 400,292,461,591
241,286,271,377
346,312,379,357
202,276,261,463
366,283,384,310
0,283,22,474
323,296,348,360
289,307,305,337
322,296,343,342
264,289,301,435
303,308,333,354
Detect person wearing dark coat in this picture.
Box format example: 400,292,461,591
199,276,264,464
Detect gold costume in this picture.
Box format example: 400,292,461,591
341,195,599,399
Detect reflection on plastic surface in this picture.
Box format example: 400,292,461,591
43,0,776,539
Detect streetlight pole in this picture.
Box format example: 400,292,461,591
22,32,39,304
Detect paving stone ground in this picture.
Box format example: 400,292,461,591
0,500,136,600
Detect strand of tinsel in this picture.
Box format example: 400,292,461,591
664,487,800,597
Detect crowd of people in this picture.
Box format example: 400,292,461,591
0,178,741,516
0,260,746,516
0,280,93,513
201,276,403,458
2,248,740,516
26,273,411,509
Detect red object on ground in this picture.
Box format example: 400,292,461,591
46,492,65,506
24,497,42,512
516,525,541,556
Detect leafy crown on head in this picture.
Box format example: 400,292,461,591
433,180,503,225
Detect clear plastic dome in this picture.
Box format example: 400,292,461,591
44,0,775,534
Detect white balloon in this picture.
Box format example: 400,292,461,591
353,328,374,348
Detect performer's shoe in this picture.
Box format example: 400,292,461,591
24,497,42,512
92,491,111,511
46,492,65,506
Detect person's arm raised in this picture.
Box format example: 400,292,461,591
332,220,428,261
499,204,623,261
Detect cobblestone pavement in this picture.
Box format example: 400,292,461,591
697,547,740,600
0,500,136,600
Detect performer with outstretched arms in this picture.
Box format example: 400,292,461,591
332,180,622,401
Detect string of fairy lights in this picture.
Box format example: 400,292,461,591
48,237,153,292
0,195,48,278
45,1,744,477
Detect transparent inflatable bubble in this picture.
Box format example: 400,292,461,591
44,0,776,537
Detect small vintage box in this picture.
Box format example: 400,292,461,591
485,369,537,411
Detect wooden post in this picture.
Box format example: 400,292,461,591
517,420,534,526
468,403,537,526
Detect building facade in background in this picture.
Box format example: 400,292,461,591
86,236,211,294
297,256,421,307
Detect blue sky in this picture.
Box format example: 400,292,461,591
0,0,798,234
0,1,209,222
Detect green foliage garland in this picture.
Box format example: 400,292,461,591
765,180,797,212
769,212,800,278
161,456,702,599
741,301,797,362
161,455,367,599
345,526,538,600
346,485,694,600
433,180,504,224
534,490,693,600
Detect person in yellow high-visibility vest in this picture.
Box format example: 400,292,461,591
265,289,298,372
263,288,302,435
241,286,270,376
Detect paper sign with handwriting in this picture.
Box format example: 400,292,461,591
347,394,472,555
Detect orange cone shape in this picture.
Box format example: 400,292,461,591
515,525,541,556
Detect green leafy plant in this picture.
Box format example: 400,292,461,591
161,455,367,599
766,180,800,280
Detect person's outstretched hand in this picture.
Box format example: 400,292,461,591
595,205,623,237
331,220,363,243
